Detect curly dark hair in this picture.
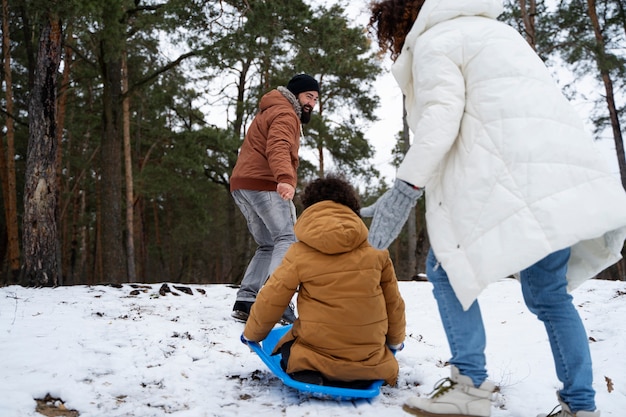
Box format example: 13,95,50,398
300,174,361,216
368,0,425,61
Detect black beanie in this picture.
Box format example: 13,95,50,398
286,74,320,96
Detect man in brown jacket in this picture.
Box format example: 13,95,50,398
230,74,320,324
242,175,406,387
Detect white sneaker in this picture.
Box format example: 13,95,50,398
403,366,495,417
537,392,600,417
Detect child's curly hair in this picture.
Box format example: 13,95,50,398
300,174,361,216
368,0,425,61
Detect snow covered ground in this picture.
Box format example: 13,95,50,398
1,278,625,417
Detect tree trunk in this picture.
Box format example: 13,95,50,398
586,0,626,280
122,52,136,283
586,0,626,190
93,175,103,283
95,2,128,284
78,188,88,282
56,25,71,190
134,195,146,281
403,96,417,279
56,25,72,283
100,51,126,283
233,59,251,139
152,199,166,275
1,0,21,283
518,0,537,49
136,139,160,282
318,145,324,177
22,15,62,287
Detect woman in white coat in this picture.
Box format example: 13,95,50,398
366,0,626,416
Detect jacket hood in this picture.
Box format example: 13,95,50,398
294,201,368,255
258,87,303,118
392,0,503,124
405,0,502,46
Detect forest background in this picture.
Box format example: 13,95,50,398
1,0,625,288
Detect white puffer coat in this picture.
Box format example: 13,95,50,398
392,0,626,310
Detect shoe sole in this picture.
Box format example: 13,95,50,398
233,312,293,325
402,404,482,417
232,309,295,325
231,310,249,323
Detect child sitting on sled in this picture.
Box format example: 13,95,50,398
241,174,406,388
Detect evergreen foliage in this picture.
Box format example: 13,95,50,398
1,0,387,285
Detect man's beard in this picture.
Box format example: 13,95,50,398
300,106,312,124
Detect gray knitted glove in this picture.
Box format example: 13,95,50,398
362,179,423,249
360,203,376,218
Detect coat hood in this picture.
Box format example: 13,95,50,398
294,201,368,255
408,0,502,40
394,0,503,93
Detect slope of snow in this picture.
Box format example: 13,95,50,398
1,279,625,416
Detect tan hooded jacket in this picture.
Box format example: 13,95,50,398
243,201,406,385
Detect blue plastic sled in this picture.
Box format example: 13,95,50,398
248,324,386,401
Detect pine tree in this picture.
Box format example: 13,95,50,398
22,12,62,286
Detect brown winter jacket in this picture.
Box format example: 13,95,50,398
230,88,301,192
243,201,406,385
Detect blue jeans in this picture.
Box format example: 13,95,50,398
232,189,297,302
427,247,595,412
